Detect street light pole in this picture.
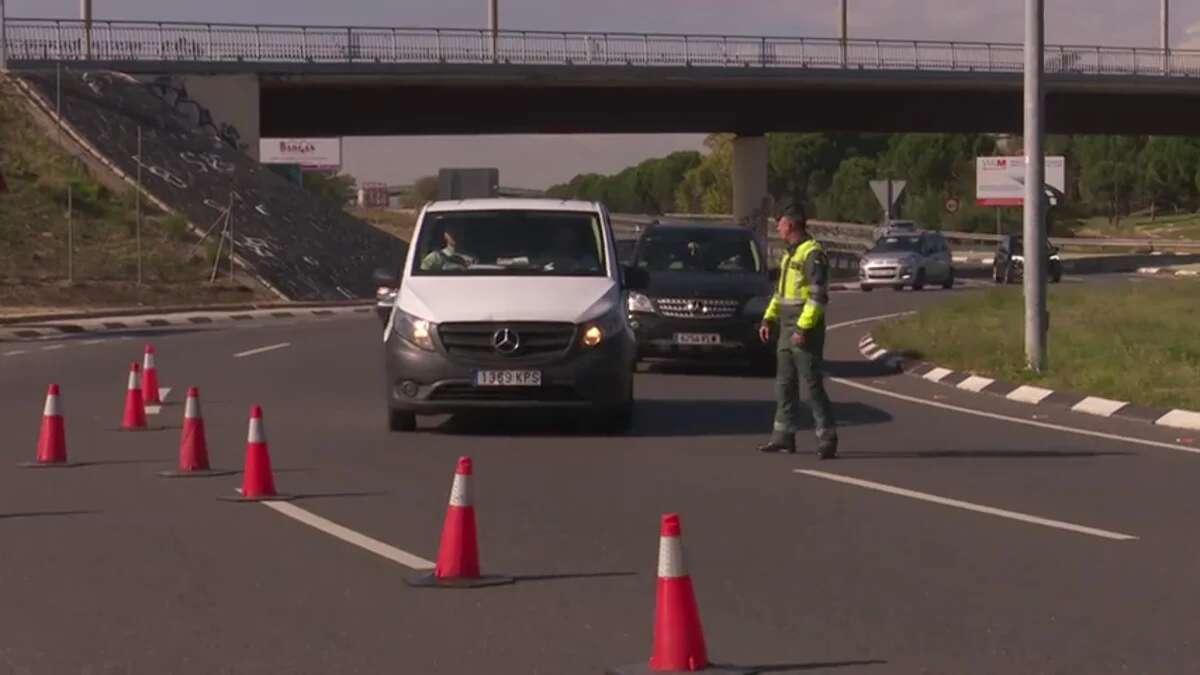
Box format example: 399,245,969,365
80,0,92,59
1023,0,1047,371
487,0,498,61
1162,0,1170,73
839,0,847,66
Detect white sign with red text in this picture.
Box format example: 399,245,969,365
259,138,342,169
976,156,1065,206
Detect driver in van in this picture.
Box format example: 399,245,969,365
420,221,476,271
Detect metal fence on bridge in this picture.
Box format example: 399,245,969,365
4,19,1200,77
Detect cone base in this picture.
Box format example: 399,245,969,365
607,662,752,675
18,460,80,469
217,493,295,502
405,572,515,589
158,468,237,478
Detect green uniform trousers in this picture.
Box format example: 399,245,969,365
770,306,837,447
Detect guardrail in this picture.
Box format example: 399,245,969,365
4,18,1200,77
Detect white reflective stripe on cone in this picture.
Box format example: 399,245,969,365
43,394,61,417
126,370,139,390
184,395,200,419
657,535,687,579
247,416,266,443
144,353,156,369
448,473,474,507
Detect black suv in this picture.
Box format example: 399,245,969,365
993,235,1063,284
625,222,773,368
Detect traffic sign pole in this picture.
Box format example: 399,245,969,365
1023,0,1048,372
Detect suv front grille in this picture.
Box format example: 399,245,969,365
654,298,740,319
437,322,576,359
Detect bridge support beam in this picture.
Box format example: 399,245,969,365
180,74,261,160
732,134,770,236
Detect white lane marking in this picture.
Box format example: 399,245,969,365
1072,396,1128,418
1156,409,1200,432
233,342,292,358
1007,385,1055,405
262,501,435,570
833,311,915,330
82,339,105,345
145,388,171,416
145,405,162,416
796,470,1137,542
830,315,1199,455
159,387,172,403
866,348,888,360
3,349,28,356
923,367,953,383
957,375,995,393
41,344,65,351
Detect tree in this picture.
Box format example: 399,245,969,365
403,175,439,208
1074,136,1144,226
303,172,357,207
1140,137,1200,216
675,134,733,214
820,156,880,223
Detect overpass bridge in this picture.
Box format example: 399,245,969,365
4,18,1200,226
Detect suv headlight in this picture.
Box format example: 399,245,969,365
627,291,655,314
581,310,626,348
392,309,435,351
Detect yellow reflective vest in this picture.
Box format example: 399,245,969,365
762,237,830,330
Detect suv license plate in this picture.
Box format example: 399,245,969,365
475,370,542,387
674,333,721,345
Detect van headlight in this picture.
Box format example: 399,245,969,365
627,291,656,314
581,311,625,348
393,309,435,351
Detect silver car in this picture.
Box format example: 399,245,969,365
859,231,955,291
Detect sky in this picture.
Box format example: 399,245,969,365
9,1,1200,189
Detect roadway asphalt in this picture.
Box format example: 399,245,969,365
2,279,1199,674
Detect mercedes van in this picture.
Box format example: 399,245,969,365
375,199,643,433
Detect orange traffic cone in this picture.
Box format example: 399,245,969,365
218,405,292,501
608,514,742,675
20,384,77,468
141,344,162,405
407,456,512,588
120,362,148,430
158,387,234,478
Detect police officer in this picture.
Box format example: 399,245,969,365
756,205,838,458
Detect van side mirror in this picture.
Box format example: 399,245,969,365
622,265,649,291
373,267,400,288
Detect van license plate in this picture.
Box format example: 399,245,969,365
475,370,542,387
674,333,721,345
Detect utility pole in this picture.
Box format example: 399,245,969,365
136,126,143,287
80,0,92,60
1162,0,1170,74
839,0,848,67
0,0,8,72
487,0,498,62
1023,0,1047,371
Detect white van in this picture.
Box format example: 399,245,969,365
374,198,644,433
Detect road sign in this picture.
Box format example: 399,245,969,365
945,198,960,213
976,156,1065,206
870,179,906,219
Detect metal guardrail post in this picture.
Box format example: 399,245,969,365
301,26,308,61
561,33,567,63
875,40,882,68
642,34,649,65
255,25,262,61
684,34,690,65
55,20,62,60
951,41,957,69
391,28,398,62
206,24,213,60
760,36,766,67
435,28,442,62
912,40,919,69
521,31,527,63
347,26,353,63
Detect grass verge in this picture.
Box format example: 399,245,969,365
873,279,1200,411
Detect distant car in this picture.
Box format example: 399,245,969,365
993,235,1063,284
625,221,774,369
859,231,955,291
872,219,919,240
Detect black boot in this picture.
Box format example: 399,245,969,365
816,434,839,460
757,441,796,454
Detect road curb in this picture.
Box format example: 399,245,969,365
856,333,1200,433
1136,266,1200,278
0,301,374,341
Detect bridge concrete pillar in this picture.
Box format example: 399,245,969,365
180,74,261,160
732,134,770,237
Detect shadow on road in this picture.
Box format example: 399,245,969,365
732,660,888,673
0,510,99,520
512,571,637,583
838,449,1134,460
431,399,891,437
291,491,387,501
826,359,903,379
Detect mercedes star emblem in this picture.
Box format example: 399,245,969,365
492,328,520,354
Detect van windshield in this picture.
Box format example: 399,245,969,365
412,210,607,277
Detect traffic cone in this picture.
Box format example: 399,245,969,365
407,456,513,588
608,514,742,675
141,344,161,405
120,362,148,430
19,384,77,468
158,387,235,478
218,405,291,501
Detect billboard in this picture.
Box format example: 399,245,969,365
259,138,342,170
976,156,1066,206
438,168,499,200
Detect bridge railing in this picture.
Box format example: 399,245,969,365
4,19,1200,77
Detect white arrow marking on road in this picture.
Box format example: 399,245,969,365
233,342,292,358
261,501,435,570
796,470,1137,542
146,387,172,416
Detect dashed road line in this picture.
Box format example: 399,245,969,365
262,501,435,570
3,349,29,356
233,342,292,358
41,344,65,351
795,470,1137,541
